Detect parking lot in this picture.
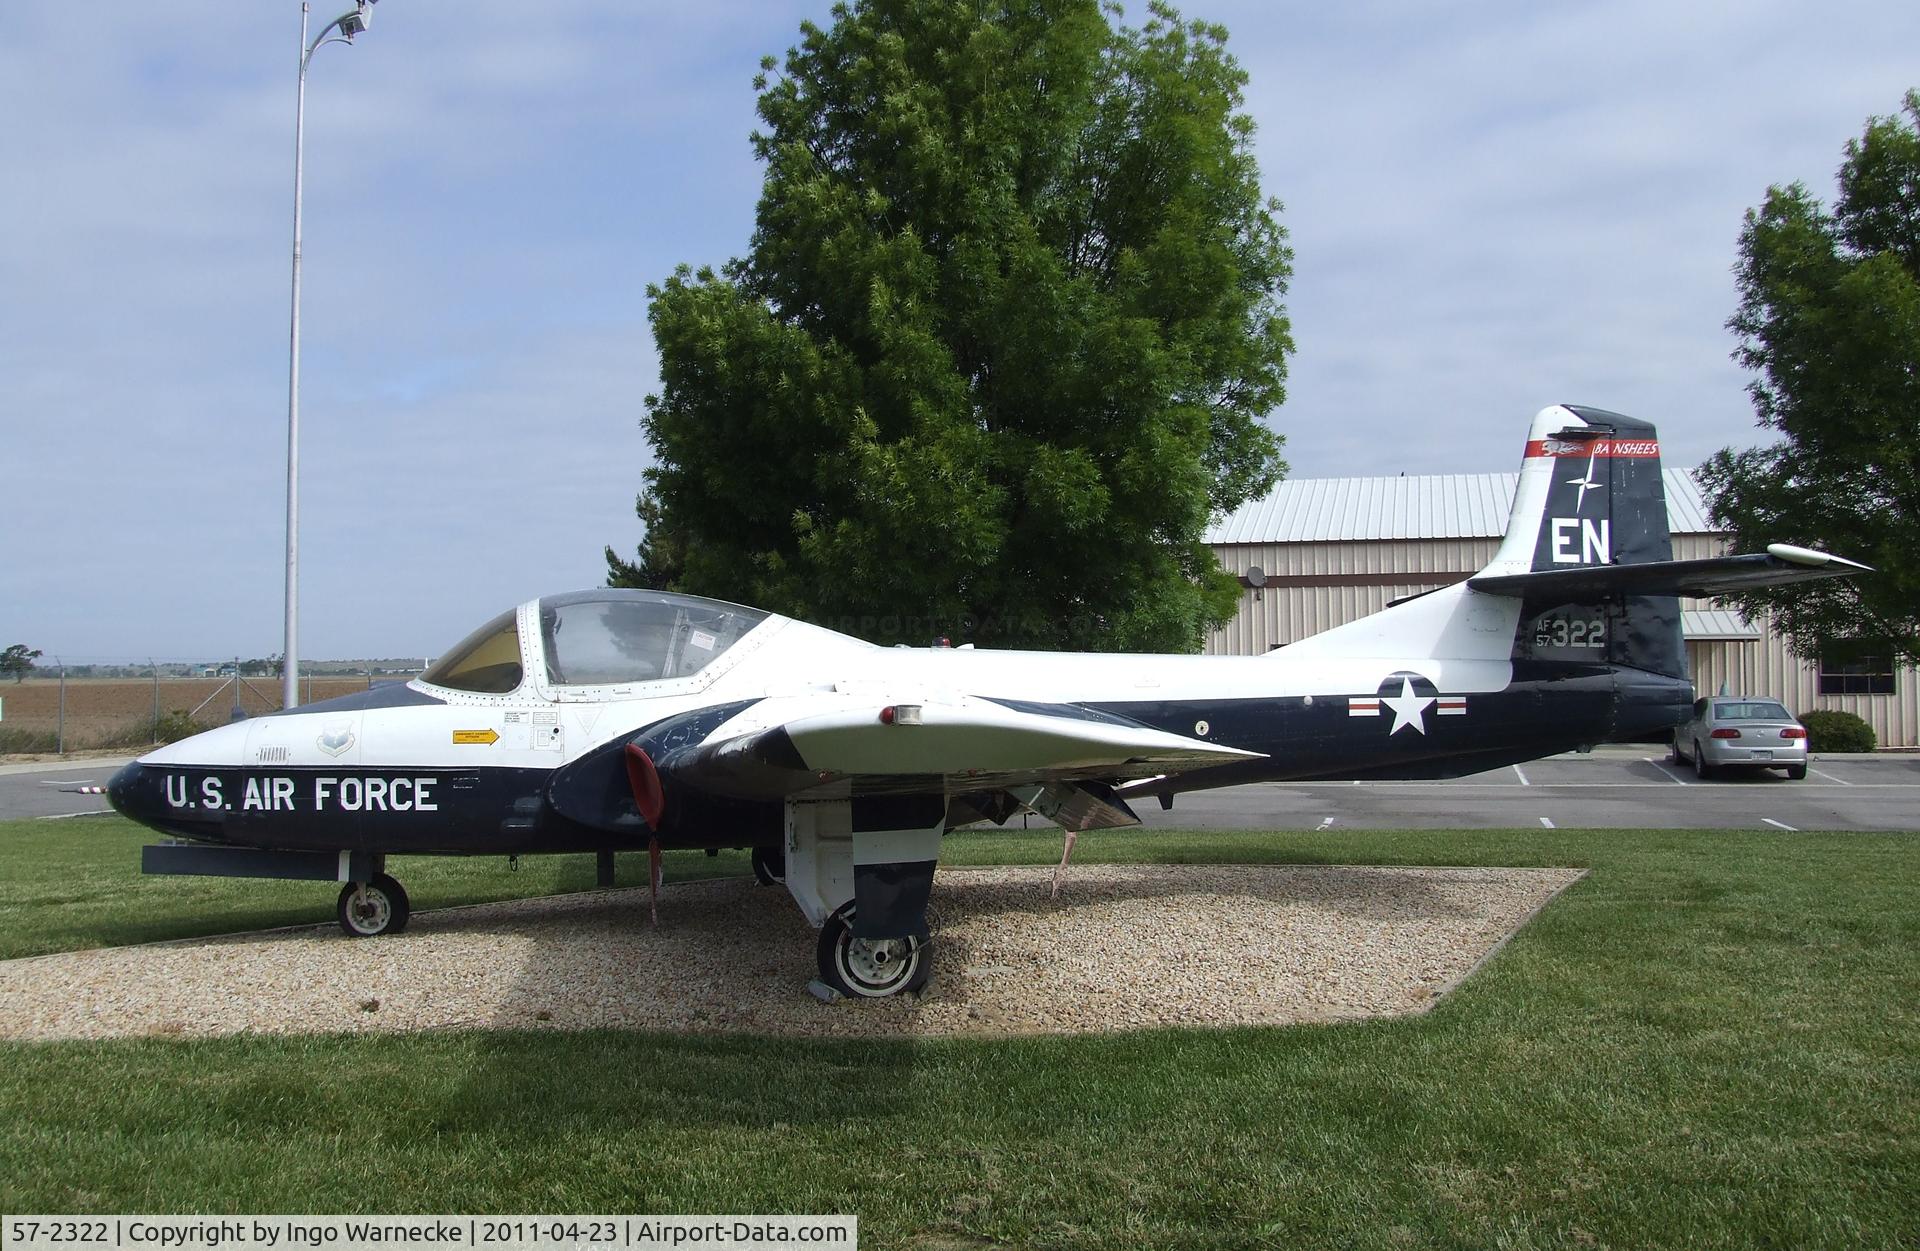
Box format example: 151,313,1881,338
6,747,1916,832
1135,747,1920,833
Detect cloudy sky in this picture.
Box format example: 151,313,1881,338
3,1,1915,663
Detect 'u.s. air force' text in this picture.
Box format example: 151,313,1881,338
164,775,438,812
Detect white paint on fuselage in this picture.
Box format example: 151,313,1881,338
139,577,1525,776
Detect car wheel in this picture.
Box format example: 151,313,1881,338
1692,741,1713,780
1786,764,1807,781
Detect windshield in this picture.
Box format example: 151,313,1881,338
539,591,768,686
1714,701,1792,721
421,609,524,694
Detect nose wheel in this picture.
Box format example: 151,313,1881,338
336,873,411,937
817,901,930,998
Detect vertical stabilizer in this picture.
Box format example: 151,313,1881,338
1482,405,1686,678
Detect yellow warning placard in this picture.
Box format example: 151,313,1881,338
452,729,500,745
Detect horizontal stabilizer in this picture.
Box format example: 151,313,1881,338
1467,544,1870,600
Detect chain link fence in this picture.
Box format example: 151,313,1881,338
0,663,424,755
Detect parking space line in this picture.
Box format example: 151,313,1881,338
1643,758,1689,785
1762,818,1798,832
1538,817,1555,829
1512,765,1531,787
1809,767,1852,785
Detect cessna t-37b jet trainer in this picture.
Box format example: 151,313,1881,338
110,406,1866,998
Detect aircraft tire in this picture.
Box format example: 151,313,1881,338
817,902,930,999
1692,742,1714,780
337,873,411,938
751,845,786,887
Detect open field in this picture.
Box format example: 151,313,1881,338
0,676,395,748
0,817,1915,1247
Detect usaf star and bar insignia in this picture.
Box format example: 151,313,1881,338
1347,672,1467,736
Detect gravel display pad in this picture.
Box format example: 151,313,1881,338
0,864,1584,1041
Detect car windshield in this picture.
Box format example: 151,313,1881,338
538,591,768,686
421,609,524,694
1714,701,1792,721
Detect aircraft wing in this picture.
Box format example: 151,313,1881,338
1467,544,1871,600
545,696,1261,834
681,697,1261,799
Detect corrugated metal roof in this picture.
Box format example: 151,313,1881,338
1682,610,1761,641
1662,469,1714,533
1207,468,1717,544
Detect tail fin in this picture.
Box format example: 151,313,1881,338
1482,405,1672,578
1479,405,1686,678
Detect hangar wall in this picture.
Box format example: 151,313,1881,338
1204,471,1918,748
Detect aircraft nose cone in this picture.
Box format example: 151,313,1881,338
108,761,157,825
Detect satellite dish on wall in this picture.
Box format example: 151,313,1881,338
1246,566,1268,588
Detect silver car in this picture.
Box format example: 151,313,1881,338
1673,696,1809,780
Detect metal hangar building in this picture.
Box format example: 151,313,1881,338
1203,469,1918,748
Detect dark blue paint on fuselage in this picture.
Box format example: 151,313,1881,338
1098,661,1689,789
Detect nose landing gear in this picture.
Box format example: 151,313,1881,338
336,872,411,937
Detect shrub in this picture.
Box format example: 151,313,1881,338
152,710,209,744
0,727,59,754
94,710,213,749
1801,709,1877,754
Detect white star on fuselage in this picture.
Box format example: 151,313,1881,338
1381,677,1435,736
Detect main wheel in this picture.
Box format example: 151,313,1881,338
1785,763,1807,781
336,873,410,937
816,902,930,998
751,845,786,886
1692,741,1714,780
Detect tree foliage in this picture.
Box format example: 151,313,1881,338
608,0,1291,651
1,644,42,683
1700,89,1920,666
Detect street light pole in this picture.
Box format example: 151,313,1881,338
283,0,377,712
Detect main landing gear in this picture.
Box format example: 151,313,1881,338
750,845,786,886
817,901,930,998
784,796,944,1000
336,872,411,937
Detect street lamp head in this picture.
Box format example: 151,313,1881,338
338,1,374,39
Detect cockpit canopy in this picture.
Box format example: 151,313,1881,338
538,591,768,685
420,591,770,695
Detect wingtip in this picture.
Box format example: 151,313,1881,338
1765,543,1874,573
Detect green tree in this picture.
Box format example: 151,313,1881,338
1,644,43,683
608,0,1291,651
1700,89,1920,666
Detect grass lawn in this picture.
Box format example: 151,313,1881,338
0,816,1915,1249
